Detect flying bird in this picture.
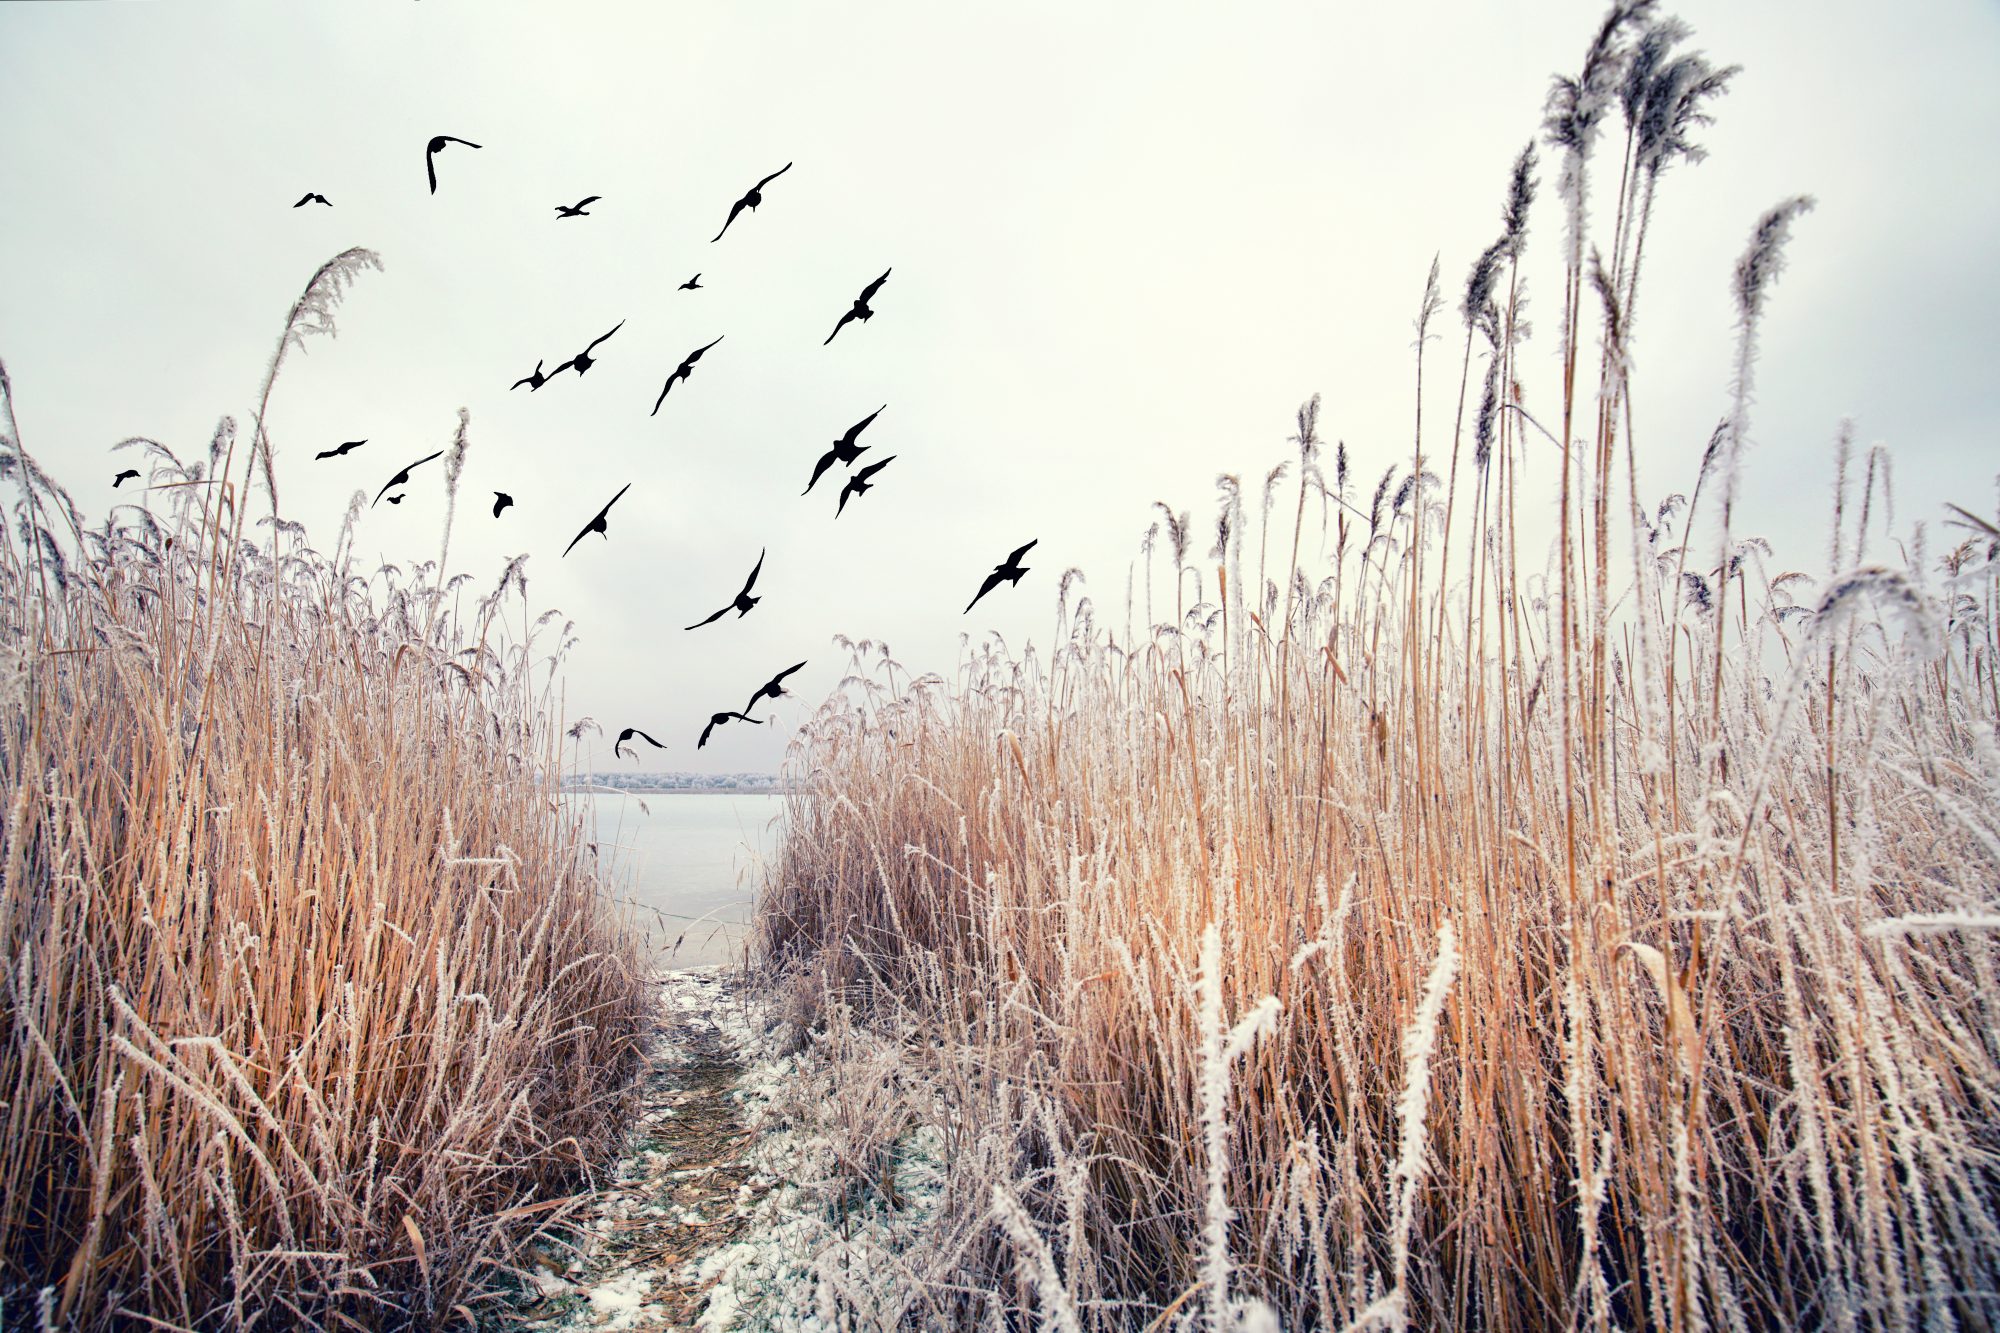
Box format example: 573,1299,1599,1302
824,269,891,346
386,494,405,505
511,359,551,391
552,320,624,378
965,540,1037,614
554,195,601,218
112,468,140,488
836,455,896,517
293,192,331,208
684,549,766,629
613,726,665,761
711,162,792,242
698,710,765,749
802,405,885,494
372,450,444,507
492,492,513,518
678,274,703,291
651,336,724,415
425,135,481,194
315,439,366,460
562,482,632,558
744,661,807,715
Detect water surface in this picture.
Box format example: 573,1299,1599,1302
577,791,786,968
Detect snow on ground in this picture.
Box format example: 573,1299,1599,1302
520,966,948,1331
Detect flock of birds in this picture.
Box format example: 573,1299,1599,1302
148,137,1041,761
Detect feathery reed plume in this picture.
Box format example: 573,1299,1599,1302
247,248,383,522
438,406,471,576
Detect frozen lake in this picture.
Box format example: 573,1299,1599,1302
575,791,786,968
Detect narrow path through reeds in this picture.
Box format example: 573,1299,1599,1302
521,970,773,1332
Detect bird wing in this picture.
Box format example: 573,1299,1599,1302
858,455,896,481
824,310,855,345
711,197,748,243
426,146,438,194
585,320,625,354
614,735,630,760
635,729,664,749
843,406,887,446
754,162,793,191
859,269,891,301
685,605,729,631
965,570,1006,614
374,461,427,507
315,447,337,459
294,194,312,207
652,378,674,416
739,548,766,595
693,335,724,359
577,195,601,208
802,447,840,494
1006,539,1039,567
561,523,594,558
512,373,535,390
593,482,632,525
442,136,481,148
698,718,718,748
836,480,857,516
549,358,578,377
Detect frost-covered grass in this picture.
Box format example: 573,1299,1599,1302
0,255,649,1327
751,5,2000,1328
682,972,950,1332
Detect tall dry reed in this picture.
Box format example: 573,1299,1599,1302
754,6,2000,1327
0,253,648,1328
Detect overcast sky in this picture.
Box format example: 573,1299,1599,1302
2,1,1995,774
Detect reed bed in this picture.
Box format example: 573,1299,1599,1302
754,6,2000,1328
0,253,649,1328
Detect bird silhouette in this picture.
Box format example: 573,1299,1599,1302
802,405,885,494
386,494,405,505
743,661,807,715
293,192,331,208
552,320,624,378
836,455,896,517
711,162,792,242
678,274,703,291
315,439,365,460
698,710,765,749
511,359,551,391
112,468,140,488
492,492,513,518
563,482,632,557
965,540,1037,614
425,135,481,194
824,269,891,346
554,195,601,218
651,336,724,415
372,451,444,507
685,549,766,629
614,726,666,761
